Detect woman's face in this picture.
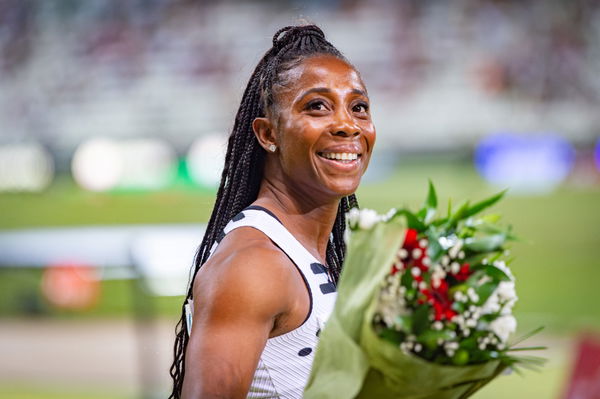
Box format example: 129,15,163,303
262,54,376,201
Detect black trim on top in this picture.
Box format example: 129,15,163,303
223,204,315,326
278,246,314,327
244,205,283,224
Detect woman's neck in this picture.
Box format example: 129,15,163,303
253,177,340,265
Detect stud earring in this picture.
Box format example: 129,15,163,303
268,144,277,152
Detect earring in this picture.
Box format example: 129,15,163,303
268,144,277,152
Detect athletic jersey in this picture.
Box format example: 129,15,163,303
185,206,338,399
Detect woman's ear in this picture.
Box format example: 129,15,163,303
252,117,277,153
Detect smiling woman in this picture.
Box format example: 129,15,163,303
170,25,376,399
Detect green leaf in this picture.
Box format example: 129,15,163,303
451,300,466,313
479,314,497,323
419,329,454,350
464,234,507,252
423,180,438,223
481,265,511,282
425,226,444,262
481,213,501,223
412,305,431,335
449,200,471,225
472,221,508,235
401,269,414,288
476,281,499,305
432,217,449,227
464,251,502,266
458,335,478,351
449,283,468,296
378,327,404,344
464,190,507,218
509,326,545,348
506,346,547,352
394,209,427,231
394,315,413,332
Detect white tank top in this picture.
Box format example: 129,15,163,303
186,206,338,399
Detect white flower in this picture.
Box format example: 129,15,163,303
412,248,423,259
346,207,360,228
482,281,518,317
444,342,459,350
398,248,409,259
448,240,464,259
358,208,380,230
441,255,450,266
497,281,517,303
383,207,397,221
467,288,480,303
431,265,446,280
490,315,517,343
482,293,501,314
438,235,458,250
450,262,461,274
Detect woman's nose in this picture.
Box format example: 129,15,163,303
331,111,360,137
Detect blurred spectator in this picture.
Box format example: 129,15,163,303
0,0,597,163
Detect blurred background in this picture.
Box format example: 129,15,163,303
0,0,599,398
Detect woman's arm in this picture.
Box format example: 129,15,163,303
181,231,295,399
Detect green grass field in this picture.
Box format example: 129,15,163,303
0,160,598,398
2,160,598,329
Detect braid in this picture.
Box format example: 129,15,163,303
169,24,359,398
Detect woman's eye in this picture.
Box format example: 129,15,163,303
307,101,327,111
353,103,369,113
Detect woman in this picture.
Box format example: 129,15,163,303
170,25,376,399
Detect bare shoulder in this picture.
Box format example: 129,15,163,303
183,227,299,398
192,226,296,320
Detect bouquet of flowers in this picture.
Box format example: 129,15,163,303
304,182,544,399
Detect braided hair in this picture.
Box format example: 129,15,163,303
169,24,360,398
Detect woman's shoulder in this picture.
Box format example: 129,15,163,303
192,226,296,305
210,225,292,272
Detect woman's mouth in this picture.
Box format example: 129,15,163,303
317,152,361,163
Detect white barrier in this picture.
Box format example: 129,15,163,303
0,224,205,296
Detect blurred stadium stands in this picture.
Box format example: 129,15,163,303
1,0,598,176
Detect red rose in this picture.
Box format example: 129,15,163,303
404,228,418,248
455,263,471,282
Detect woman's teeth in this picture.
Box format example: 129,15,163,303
320,152,359,161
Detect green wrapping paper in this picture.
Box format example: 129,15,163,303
304,216,507,399
304,218,405,398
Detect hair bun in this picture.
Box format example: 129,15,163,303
272,25,325,49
